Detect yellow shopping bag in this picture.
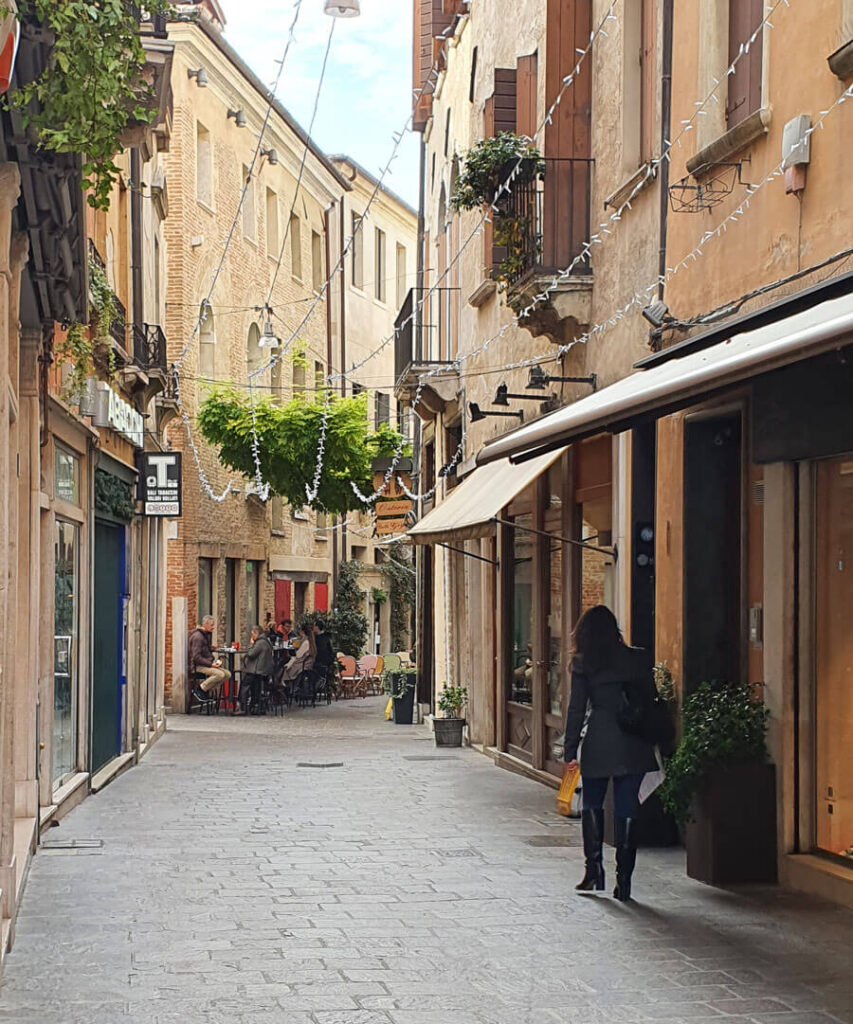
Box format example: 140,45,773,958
556,765,580,816
384,697,393,721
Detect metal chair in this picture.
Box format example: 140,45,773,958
337,655,360,698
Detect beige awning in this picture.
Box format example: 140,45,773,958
407,447,566,545
478,291,853,465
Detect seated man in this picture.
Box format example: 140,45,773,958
241,624,274,714
188,615,230,705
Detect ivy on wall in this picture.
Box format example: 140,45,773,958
55,255,118,401
380,541,415,653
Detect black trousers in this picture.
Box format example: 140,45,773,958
241,672,262,710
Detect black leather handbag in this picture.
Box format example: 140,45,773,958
617,682,675,751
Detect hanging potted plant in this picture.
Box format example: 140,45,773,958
434,685,467,747
384,666,417,725
659,680,777,885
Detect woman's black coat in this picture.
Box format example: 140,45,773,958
563,645,658,778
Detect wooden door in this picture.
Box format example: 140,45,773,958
815,458,853,858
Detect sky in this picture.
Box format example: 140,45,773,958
218,0,421,208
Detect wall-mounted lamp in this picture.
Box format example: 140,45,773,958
526,365,598,390
641,301,675,329
258,312,280,349
493,382,551,406
261,147,279,165
227,108,247,128
324,0,361,16
187,67,208,88
469,402,523,424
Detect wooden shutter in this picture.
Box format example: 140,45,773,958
640,0,656,162
517,52,538,139
727,0,763,129
413,1,455,131
314,583,329,614
274,580,291,625
493,68,517,134
544,0,592,269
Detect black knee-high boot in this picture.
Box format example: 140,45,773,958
575,808,605,891
614,817,637,901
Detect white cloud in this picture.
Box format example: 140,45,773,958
217,0,420,205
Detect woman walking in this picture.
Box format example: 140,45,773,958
563,605,657,901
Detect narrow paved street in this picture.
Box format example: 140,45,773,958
2,699,851,1024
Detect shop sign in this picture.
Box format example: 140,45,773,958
137,452,182,517
373,470,414,536
89,382,144,448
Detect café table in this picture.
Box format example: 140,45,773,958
213,647,242,711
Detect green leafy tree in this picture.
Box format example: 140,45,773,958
5,0,170,210
329,560,368,658
197,388,408,517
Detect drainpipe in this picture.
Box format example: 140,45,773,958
324,203,339,596
657,0,674,301
130,148,144,331
415,137,426,360
339,194,347,563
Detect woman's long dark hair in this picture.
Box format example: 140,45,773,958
572,605,624,674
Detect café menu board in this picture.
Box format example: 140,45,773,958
137,452,182,517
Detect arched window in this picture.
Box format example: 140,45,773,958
198,300,215,379
247,322,263,376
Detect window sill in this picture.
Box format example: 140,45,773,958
686,108,771,177
197,199,215,216
243,234,258,248
271,529,285,537
292,274,303,285
467,277,496,308
604,161,657,211
828,38,853,80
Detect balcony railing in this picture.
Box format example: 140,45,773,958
132,323,168,374
110,294,127,349
499,157,593,289
394,288,415,384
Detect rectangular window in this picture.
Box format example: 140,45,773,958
245,560,261,641
224,558,237,646
727,0,763,129
316,510,328,538
265,188,279,255
55,446,80,505
375,391,390,428
375,228,386,302
469,45,478,103
242,166,255,241
293,360,306,395
53,519,79,784
271,496,285,534
396,243,407,309
290,213,302,280
311,230,323,292
352,212,364,289
198,558,214,619
315,360,325,393
196,122,212,207
444,419,463,489
623,1,655,168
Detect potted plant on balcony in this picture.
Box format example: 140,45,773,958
451,132,545,290
434,685,467,747
659,680,777,885
384,666,417,725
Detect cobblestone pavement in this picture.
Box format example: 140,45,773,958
2,697,852,1024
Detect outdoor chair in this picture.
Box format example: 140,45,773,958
337,655,360,698
367,655,384,695
189,672,221,715
355,655,377,698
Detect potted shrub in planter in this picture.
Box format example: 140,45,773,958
434,685,467,747
659,680,777,885
385,667,416,725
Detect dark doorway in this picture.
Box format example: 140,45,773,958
631,422,656,655
684,413,742,693
417,545,433,705
91,521,124,772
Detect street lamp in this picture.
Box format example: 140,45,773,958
493,382,551,406
469,402,523,424
261,147,279,165
187,67,208,88
324,0,361,16
227,108,247,128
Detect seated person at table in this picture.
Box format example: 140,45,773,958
188,615,230,704
241,624,275,712
313,619,334,675
282,625,316,683
276,618,297,643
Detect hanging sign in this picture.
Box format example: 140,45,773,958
137,452,182,517
373,470,414,536
0,2,19,95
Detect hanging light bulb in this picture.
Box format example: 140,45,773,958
324,0,360,17
258,319,280,348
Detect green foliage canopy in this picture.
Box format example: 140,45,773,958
6,0,170,210
450,132,545,213
198,389,408,517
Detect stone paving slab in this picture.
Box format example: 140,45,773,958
1,696,851,1024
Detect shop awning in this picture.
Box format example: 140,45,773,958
407,447,566,545
478,291,853,465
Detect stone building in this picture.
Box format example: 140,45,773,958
330,155,418,654
162,3,350,709
433,0,853,905
401,0,667,779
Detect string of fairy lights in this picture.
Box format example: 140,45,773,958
167,0,849,532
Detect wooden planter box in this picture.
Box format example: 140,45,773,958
433,717,465,747
685,762,777,885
